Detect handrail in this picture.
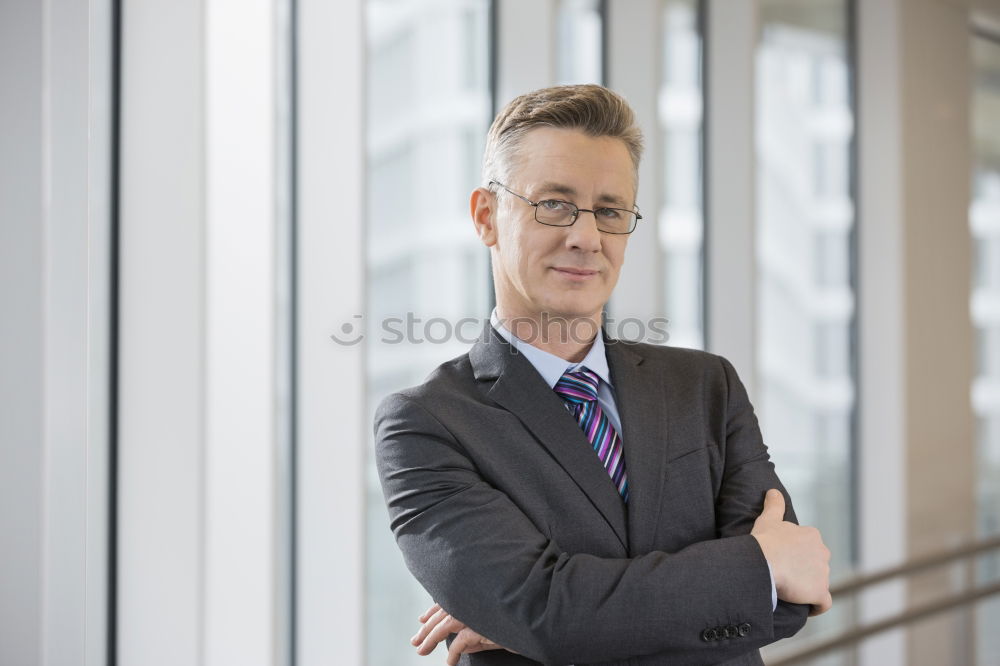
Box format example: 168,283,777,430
768,581,1000,666
765,534,1000,665
828,534,1000,597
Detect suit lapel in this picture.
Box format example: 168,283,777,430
604,334,670,556
470,324,628,550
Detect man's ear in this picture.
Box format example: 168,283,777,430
470,187,499,247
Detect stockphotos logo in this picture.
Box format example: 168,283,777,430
331,314,365,345
329,313,671,346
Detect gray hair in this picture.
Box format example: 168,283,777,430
481,84,644,189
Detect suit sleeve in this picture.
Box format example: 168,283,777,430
375,389,798,665
713,356,811,641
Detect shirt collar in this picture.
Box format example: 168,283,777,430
489,307,613,390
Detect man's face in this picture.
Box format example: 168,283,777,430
484,127,634,324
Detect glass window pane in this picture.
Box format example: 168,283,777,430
660,0,704,349
755,0,856,584
365,2,491,664
557,0,603,84
971,32,1000,666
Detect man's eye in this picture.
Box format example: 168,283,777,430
597,208,623,219
539,199,571,211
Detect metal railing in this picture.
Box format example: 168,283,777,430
766,534,1000,665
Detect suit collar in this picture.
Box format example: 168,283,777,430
488,307,615,389
470,322,667,553
470,319,642,380
470,323,630,549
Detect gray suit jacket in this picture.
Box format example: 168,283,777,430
374,324,809,665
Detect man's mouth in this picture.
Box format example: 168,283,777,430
551,266,599,280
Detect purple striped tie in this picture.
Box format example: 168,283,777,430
554,368,629,502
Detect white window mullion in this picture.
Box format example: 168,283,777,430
43,0,112,664
204,0,280,664
496,0,557,109
296,0,366,664
85,1,114,664
856,0,905,663
705,0,758,392
118,1,208,662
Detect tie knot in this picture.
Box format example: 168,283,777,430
554,368,600,404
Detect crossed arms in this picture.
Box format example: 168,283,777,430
374,356,827,665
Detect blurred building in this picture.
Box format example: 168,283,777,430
3,0,1000,665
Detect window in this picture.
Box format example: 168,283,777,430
755,0,856,584
660,0,704,349
365,2,491,664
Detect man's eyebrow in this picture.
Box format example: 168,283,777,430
595,192,629,207
533,181,578,199
533,181,630,207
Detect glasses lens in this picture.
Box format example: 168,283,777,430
595,209,637,234
534,200,577,225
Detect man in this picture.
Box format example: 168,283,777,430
375,84,831,666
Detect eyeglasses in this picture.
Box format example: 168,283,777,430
489,181,641,235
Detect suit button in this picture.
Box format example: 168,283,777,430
724,624,739,639
701,628,718,642
738,623,751,637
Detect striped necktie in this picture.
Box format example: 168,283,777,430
554,368,629,502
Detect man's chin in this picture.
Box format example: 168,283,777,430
536,298,607,322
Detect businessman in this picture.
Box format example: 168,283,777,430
375,84,831,666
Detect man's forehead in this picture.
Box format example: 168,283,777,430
530,181,630,206
506,127,637,197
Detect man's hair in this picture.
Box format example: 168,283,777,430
482,84,644,189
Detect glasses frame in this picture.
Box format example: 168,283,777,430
489,180,642,235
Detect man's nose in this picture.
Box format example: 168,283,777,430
565,211,603,252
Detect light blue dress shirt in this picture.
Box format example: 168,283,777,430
489,308,778,612
490,308,623,433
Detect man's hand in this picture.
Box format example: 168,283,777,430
751,489,832,616
411,603,510,665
